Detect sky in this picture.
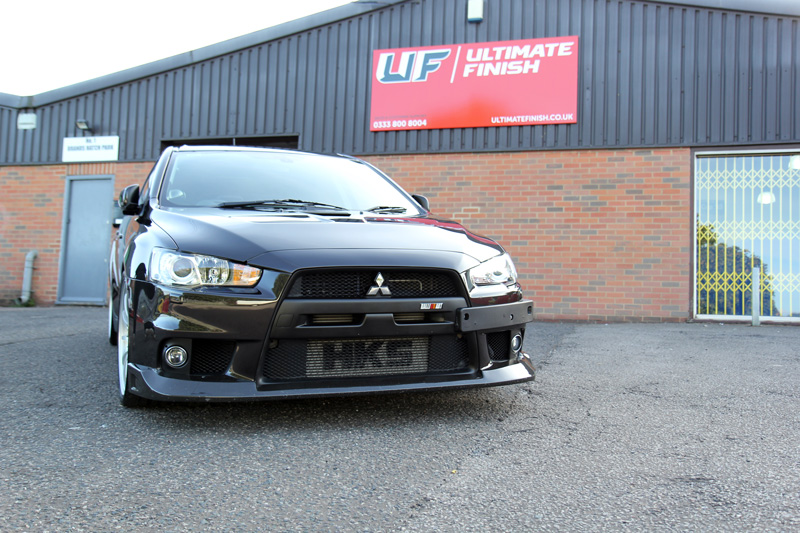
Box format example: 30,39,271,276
0,0,352,96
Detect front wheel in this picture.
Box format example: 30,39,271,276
117,287,145,407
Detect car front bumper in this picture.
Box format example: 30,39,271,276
126,278,535,401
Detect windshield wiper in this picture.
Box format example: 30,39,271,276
217,199,348,211
364,205,408,214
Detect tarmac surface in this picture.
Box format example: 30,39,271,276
1,306,798,531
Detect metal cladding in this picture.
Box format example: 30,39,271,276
1,0,799,164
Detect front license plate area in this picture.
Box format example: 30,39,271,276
457,300,534,332
306,337,429,378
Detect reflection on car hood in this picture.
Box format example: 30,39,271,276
150,208,504,271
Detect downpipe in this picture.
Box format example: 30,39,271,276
16,250,38,305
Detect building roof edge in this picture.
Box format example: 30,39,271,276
0,93,25,109
655,0,800,16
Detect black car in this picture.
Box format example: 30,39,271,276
108,146,534,406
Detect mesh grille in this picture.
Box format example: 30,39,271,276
286,270,460,299
190,341,235,374
307,337,428,378
263,335,470,381
486,332,510,362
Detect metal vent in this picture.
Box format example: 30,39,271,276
393,312,448,324
394,312,426,323
309,314,361,325
307,337,429,378
263,335,470,381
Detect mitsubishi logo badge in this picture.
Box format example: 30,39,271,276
367,272,392,297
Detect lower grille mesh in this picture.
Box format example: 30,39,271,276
191,341,235,374
486,332,510,362
263,335,470,381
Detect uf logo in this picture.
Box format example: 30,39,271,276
376,49,451,83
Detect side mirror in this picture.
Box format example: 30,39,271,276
412,194,430,212
119,185,140,216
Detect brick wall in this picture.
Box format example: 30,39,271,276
364,148,692,322
0,162,153,306
1,149,692,321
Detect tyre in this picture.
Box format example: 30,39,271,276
117,287,146,407
107,289,118,346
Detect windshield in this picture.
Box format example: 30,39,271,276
159,150,422,214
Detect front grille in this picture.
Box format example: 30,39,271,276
286,270,460,299
263,335,470,381
486,332,510,362
191,340,235,374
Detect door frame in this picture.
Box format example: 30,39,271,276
56,174,115,305
693,148,799,323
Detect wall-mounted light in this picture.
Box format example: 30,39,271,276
790,154,800,171
75,118,93,133
17,112,37,130
467,0,484,22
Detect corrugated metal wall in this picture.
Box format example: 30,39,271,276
1,0,798,164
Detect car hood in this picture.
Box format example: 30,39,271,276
150,208,504,273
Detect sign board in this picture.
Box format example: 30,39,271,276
62,136,120,163
370,36,578,131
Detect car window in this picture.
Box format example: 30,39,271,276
138,153,170,207
159,151,421,213
138,177,151,207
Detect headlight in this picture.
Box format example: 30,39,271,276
468,253,518,286
149,248,262,288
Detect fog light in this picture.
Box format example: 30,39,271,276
164,345,188,368
511,334,523,353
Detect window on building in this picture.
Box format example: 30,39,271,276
695,152,800,320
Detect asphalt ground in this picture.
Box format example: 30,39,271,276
0,307,798,531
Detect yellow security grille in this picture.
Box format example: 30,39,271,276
695,154,800,319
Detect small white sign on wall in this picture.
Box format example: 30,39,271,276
62,136,120,162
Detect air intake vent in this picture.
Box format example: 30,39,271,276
394,313,426,323
263,335,470,381
190,340,235,374
309,314,361,326
393,312,448,324
486,332,510,363
287,270,460,299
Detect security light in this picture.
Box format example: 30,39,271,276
467,0,483,22
17,113,37,130
75,119,92,132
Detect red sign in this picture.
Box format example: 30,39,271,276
370,36,579,131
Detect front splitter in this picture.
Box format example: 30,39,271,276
126,354,535,402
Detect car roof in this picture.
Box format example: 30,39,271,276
174,145,355,158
